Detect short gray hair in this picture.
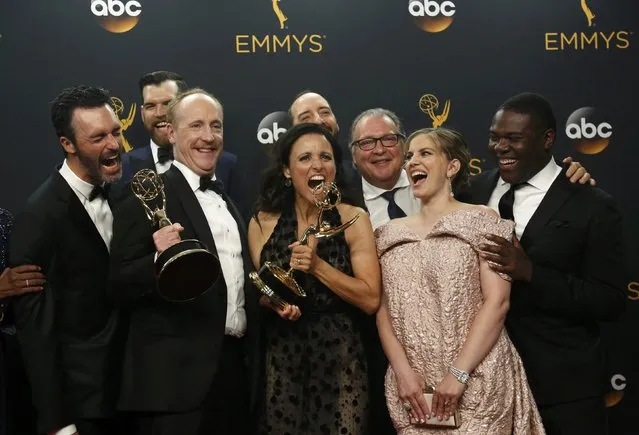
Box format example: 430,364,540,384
349,108,405,147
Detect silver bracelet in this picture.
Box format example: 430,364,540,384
449,365,470,384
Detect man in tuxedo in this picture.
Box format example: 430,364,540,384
118,71,188,182
109,88,260,435
463,93,626,434
9,85,127,435
118,71,238,199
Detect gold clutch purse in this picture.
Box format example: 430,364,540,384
413,386,461,428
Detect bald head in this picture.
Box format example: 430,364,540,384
167,89,224,176
289,91,339,136
167,88,221,124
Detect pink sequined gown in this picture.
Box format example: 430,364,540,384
375,209,545,435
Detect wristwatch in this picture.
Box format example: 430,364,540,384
449,365,470,385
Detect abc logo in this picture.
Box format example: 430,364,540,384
257,111,291,150
408,0,456,33
409,0,456,17
605,374,626,408
90,0,142,33
565,107,612,155
91,0,141,16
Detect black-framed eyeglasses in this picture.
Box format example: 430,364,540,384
350,133,405,151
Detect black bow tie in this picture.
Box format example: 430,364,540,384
199,177,224,195
89,183,111,201
157,146,174,164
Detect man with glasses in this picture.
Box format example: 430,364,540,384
348,108,419,229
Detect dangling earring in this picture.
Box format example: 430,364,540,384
448,177,454,198
284,177,292,187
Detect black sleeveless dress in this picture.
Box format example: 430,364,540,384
259,203,369,435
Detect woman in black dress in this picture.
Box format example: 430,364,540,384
0,207,45,435
248,123,381,435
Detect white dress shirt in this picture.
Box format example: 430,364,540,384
487,157,562,239
362,170,421,229
56,161,115,435
172,160,246,337
150,139,173,174
59,160,113,251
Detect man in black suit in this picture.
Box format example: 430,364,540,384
117,71,238,200
462,93,626,434
109,88,260,435
9,86,127,435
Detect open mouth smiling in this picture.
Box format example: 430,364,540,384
410,170,428,185
101,154,120,168
308,174,325,189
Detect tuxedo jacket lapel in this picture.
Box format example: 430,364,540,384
131,145,155,175
520,172,574,249
53,172,109,254
163,167,218,256
141,145,154,169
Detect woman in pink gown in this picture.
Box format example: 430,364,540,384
375,128,545,434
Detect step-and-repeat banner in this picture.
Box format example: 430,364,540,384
0,1,636,432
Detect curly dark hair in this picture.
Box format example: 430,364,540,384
253,123,358,219
50,85,112,144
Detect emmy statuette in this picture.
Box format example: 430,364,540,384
131,169,221,302
250,182,358,309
